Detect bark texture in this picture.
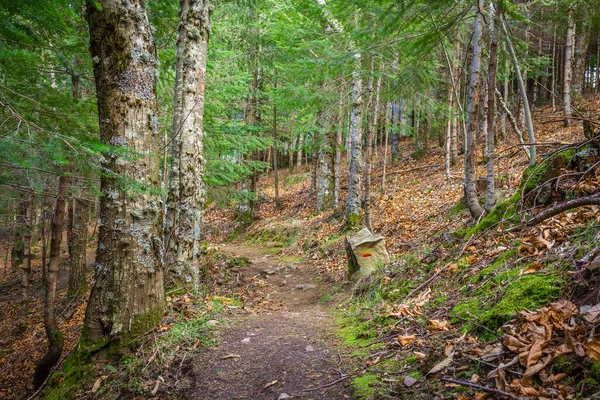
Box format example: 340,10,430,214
18,192,34,332
84,0,165,344
34,173,69,388
563,7,575,126
464,1,485,220
165,0,211,288
68,194,90,297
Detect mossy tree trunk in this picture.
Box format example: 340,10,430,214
34,172,69,388
165,0,211,289
84,0,165,346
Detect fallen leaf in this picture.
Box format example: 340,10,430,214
520,263,544,275
526,235,555,250
582,303,600,323
398,334,416,346
585,337,600,361
427,352,454,375
428,319,451,331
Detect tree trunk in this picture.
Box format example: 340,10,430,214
68,193,90,298
34,172,69,388
334,80,345,211
84,0,165,345
18,191,34,332
563,7,575,126
501,15,536,166
390,102,400,163
296,132,304,169
273,69,281,210
310,130,319,194
573,25,589,96
551,25,557,112
289,135,296,172
317,120,334,212
364,63,382,231
11,196,27,272
484,4,499,212
464,0,485,220
382,102,390,192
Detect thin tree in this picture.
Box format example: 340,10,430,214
563,6,575,126
34,172,69,387
464,0,485,220
485,3,499,212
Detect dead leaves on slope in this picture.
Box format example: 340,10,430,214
498,299,598,398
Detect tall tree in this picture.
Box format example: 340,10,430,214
84,0,165,345
165,0,211,288
34,172,69,387
564,6,575,126
464,0,485,220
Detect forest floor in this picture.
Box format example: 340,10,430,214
2,97,600,399
178,244,355,400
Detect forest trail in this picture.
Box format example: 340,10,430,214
180,244,355,400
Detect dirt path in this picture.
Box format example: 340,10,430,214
180,245,355,400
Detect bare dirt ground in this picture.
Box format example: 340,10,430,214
179,244,355,400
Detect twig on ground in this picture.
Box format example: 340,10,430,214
440,377,522,399
575,245,600,269
300,374,352,392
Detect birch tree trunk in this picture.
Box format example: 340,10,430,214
464,0,485,220
34,172,69,388
564,7,575,126
84,0,165,345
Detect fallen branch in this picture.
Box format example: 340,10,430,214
576,245,600,269
525,194,600,226
440,377,522,399
301,374,352,392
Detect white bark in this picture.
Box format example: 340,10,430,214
564,7,575,126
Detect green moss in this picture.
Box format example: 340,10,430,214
447,197,467,219
453,272,564,333
352,374,380,399
494,273,563,317
591,362,600,380
463,192,521,238
408,371,423,380
345,212,362,232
